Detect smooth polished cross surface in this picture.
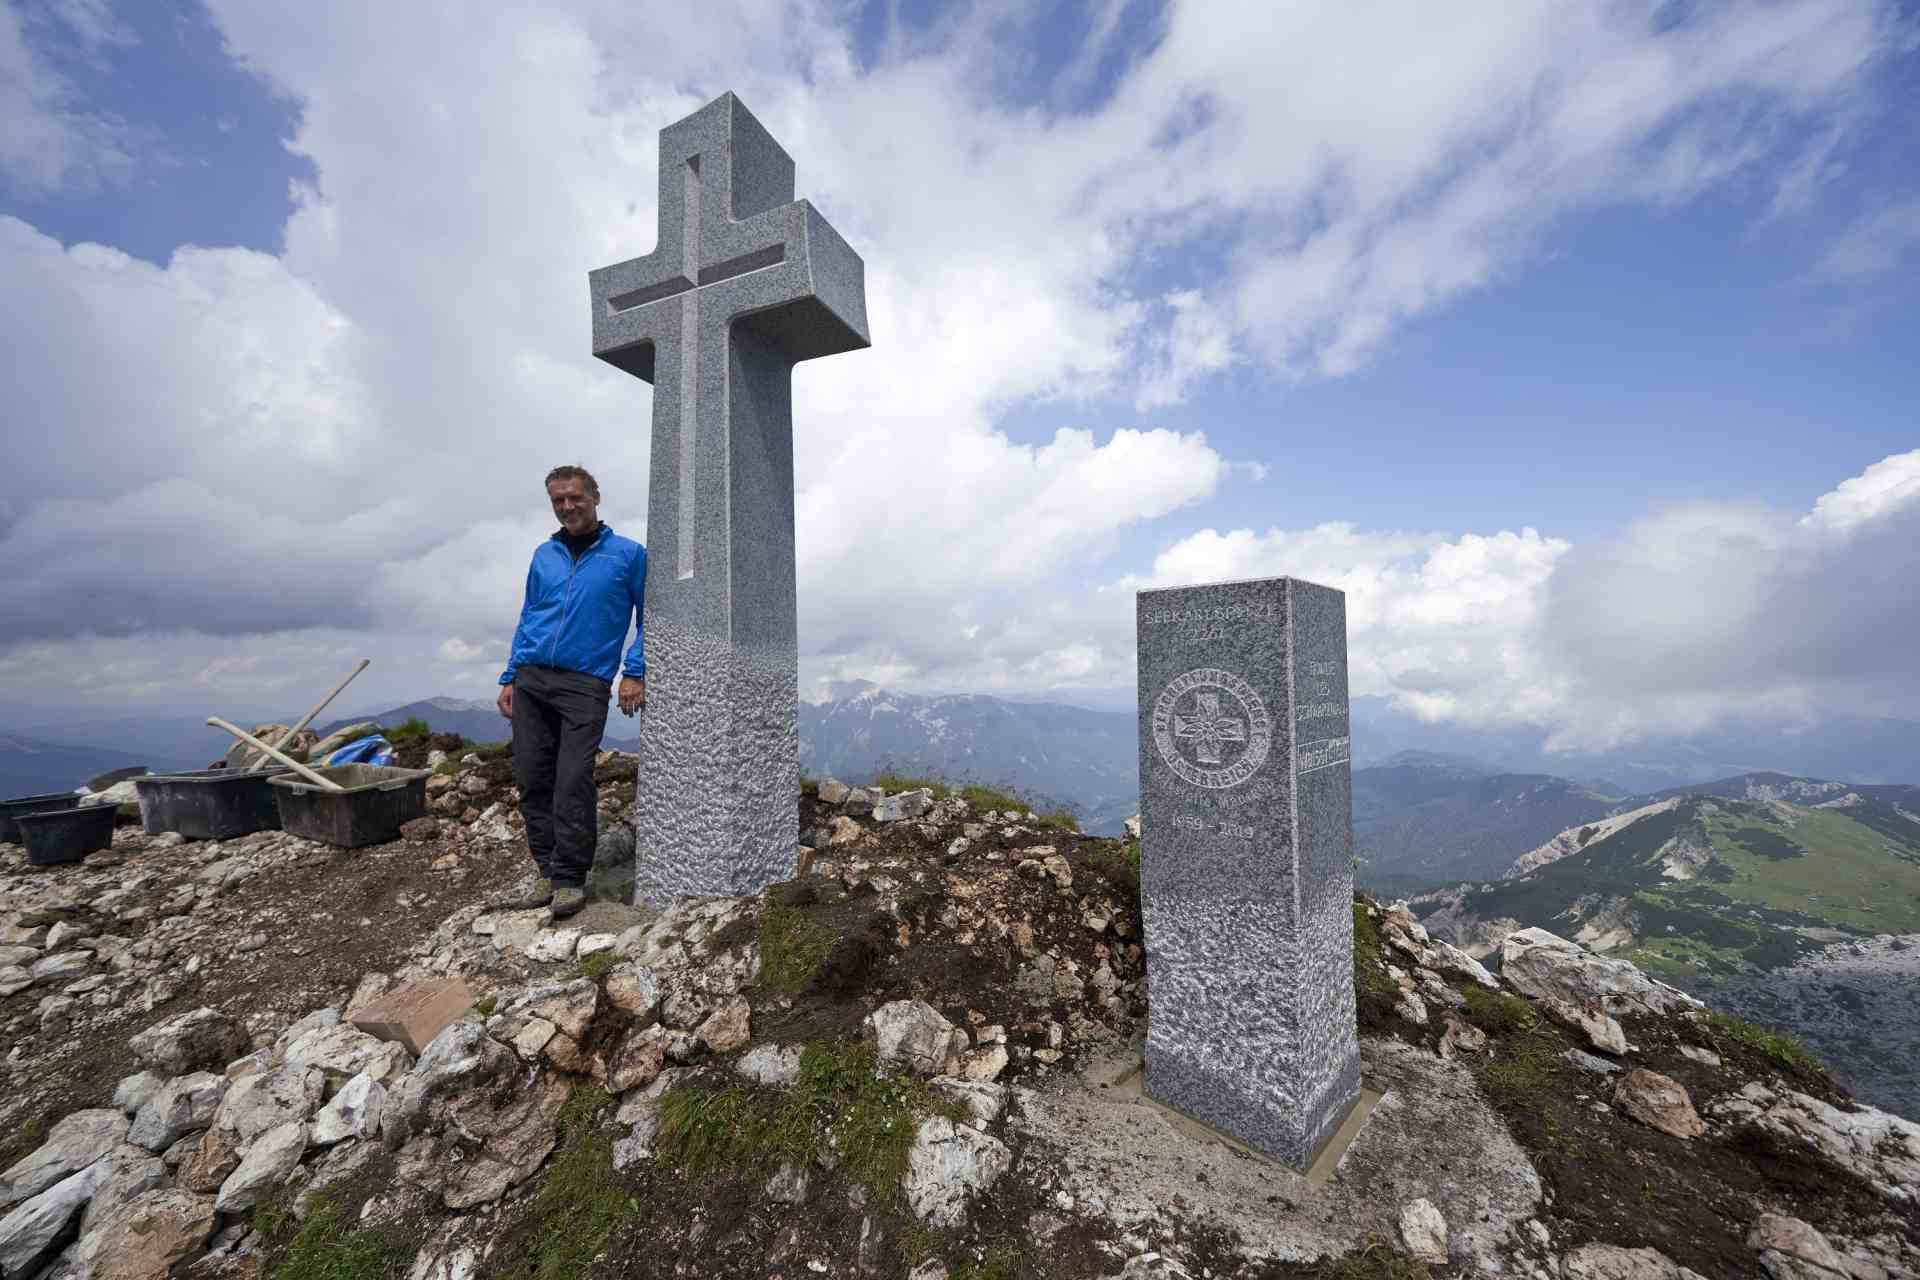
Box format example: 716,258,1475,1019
587,92,869,908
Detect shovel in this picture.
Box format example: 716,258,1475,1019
247,658,371,773
207,718,346,791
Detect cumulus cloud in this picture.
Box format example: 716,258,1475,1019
1110,451,1920,751
0,0,1910,735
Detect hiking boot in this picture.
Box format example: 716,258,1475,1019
550,885,587,919
494,875,553,911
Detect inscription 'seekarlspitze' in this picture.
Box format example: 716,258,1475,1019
1151,667,1274,789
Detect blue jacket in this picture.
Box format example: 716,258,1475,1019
500,525,647,685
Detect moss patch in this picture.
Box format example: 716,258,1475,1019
493,1086,634,1279
1313,1237,1434,1280
572,949,619,981
1462,985,1537,1036
1702,1011,1831,1088
254,1176,417,1280
655,1041,962,1209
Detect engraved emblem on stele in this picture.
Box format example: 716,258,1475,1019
1152,667,1273,789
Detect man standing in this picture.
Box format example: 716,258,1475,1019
496,465,646,919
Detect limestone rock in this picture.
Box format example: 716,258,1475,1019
873,789,934,823
175,1128,240,1195
697,995,751,1054
213,1119,306,1212
817,779,851,804
30,950,91,984
608,1025,668,1093
110,1072,166,1118
1727,1085,1920,1197
310,1073,386,1146
496,979,598,1042
526,929,582,962
282,1021,412,1092
130,1072,226,1154
931,1080,1007,1129
613,1108,659,1171
439,1075,570,1209
380,1018,515,1151
604,963,662,1021
958,1044,1010,1082
1614,1069,1705,1139
1119,1255,1194,1279
1540,994,1629,1056
213,1064,322,1146
74,1145,167,1242
766,1163,811,1204
1399,1197,1448,1263
490,908,553,954
74,1186,215,1280
1500,929,1698,1018
827,815,864,846
129,1007,249,1077
1560,1243,1710,1280
0,967,29,998
1748,1213,1851,1280
866,1000,967,1076
0,1161,105,1278
735,1043,804,1088
1437,1017,1488,1061
2,1109,127,1207
902,1116,1012,1226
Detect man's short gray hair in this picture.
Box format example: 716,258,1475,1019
545,465,599,499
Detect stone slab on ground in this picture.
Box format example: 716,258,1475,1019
349,977,476,1057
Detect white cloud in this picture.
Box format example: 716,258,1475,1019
0,1,137,194
1110,451,1920,751
0,0,1910,746
1814,198,1920,280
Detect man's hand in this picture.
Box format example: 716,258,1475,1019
497,684,514,719
618,676,646,716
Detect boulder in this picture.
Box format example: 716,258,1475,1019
30,951,92,985
175,1128,240,1195
0,1161,106,1278
526,929,582,962
1399,1198,1448,1263
214,1119,306,1212
864,1000,967,1077
827,816,864,846
1539,995,1629,1056
380,1018,515,1151
310,1073,386,1146
1,1109,128,1207
603,963,661,1020
439,1075,571,1209
129,1074,227,1151
931,1080,1007,1129
282,1021,412,1092
213,1065,323,1146
72,1145,166,1242
1747,1213,1850,1280
1499,929,1698,1018
1560,1244,1709,1280
0,968,29,999
129,1007,248,1076
73,1187,215,1280
735,1043,804,1088
873,789,934,823
902,1116,1012,1226
696,996,751,1054
816,779,851,804
495,979,599,1042
607,1025,668,1093
110,1072,166,1118
1613,1069,1705,1139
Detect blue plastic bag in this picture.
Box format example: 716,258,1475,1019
321,735,395,767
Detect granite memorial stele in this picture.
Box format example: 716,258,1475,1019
1135,575,1362,1168
589,92,869,906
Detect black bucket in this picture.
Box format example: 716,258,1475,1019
15,805,117,866
269,764,431,848
135,767,290,840
0,793,83,844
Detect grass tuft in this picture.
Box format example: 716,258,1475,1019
654,1041,962,1208
1087,837,1141,899
1461,985,1537,1036
1314,1237,1433,1280
757,903,838,996
496,1086,633,1280
387,717,433,746
573,949,619,981
473,995,497,1019
253,1178,415,1280
1351,902,1396,1000
1703,1011,1831,1085
867,773,1079,832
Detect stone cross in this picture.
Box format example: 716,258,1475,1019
1135,576,1362,1169
589,92,869,906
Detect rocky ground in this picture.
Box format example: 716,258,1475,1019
0,755,1914,1279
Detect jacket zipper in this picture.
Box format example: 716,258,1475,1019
545,537,603,669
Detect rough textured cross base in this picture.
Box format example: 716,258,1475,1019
587,92,870,908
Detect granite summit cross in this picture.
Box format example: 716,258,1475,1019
589,92,869,906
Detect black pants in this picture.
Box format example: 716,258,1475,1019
510,665,610,887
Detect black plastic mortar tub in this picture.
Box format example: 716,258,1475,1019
15,805,117,866
0,793,83,844
269,764,432,848
135,767,290,840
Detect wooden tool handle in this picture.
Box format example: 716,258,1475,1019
250,659,371,773
207,717,347,791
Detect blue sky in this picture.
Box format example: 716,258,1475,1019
2,0,1917,749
